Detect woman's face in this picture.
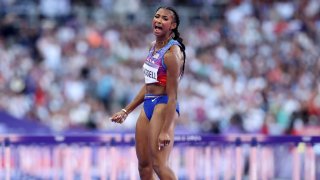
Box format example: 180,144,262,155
152,8,176,37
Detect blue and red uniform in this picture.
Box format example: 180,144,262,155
142,39,181,120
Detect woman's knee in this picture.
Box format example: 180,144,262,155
138,162,154,180
151,159,164,174
152,161,177,180
138,161,153,173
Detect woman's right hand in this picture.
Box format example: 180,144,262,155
110,110,128,124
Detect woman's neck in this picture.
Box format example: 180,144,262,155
155,36,172,49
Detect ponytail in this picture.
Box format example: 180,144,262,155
157,6,186,78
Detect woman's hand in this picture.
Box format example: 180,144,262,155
110,109,128,124
158,131,171,150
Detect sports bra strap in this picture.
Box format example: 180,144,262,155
159,39,181,70
158,39,181,55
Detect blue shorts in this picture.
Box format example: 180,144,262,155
143,94,180,120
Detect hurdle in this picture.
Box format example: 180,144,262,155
0,134,319,179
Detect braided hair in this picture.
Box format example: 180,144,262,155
156,6,186,78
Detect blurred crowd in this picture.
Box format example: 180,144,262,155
0,0,320,135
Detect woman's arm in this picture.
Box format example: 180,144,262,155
110,85,146,123
158,45,183,147
111,41,154,123
124,85,146,114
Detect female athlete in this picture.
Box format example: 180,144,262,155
110,6,186,180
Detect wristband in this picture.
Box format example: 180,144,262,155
121,108,128,115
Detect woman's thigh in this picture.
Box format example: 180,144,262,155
149,104,177,164
135,109,152,165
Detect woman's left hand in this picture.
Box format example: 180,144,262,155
158,132,171,150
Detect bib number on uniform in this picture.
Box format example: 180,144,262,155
143,63,158,84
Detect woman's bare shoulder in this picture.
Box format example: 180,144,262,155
165,45,183,60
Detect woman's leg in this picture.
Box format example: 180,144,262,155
149,104,177,180
135,110,155,180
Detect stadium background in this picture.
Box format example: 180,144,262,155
1,0,320,135
1,0,320,179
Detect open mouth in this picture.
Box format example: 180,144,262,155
154,25,163,30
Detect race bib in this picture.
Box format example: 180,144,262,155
143,63,158,84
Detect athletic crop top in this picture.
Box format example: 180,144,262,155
143,39,181,86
